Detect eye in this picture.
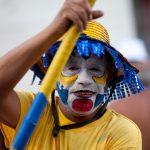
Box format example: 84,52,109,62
62,65,80,76
89,68,99,72
89,67,105,77
68,66,79,71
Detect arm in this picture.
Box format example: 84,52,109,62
0,0,103,129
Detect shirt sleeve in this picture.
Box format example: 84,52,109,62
0,91,35,148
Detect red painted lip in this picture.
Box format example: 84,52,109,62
72,99,93,112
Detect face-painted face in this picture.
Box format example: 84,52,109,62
57,53,107,116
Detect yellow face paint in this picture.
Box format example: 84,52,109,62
59,74,78,86
93,75,107,85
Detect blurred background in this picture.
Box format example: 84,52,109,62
0,0,150,92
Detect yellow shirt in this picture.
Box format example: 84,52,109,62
1,91,142,150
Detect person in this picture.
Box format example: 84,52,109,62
0,0,144,149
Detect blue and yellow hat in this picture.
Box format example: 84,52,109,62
31,21,144,102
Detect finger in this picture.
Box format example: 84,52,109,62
92,10,104,20
85,2,93,20
66,12,84,32
71,5,88,30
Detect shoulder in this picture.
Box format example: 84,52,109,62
16,90,35,104
105,109,142,149
107,109,141,135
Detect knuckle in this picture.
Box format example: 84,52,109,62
72,15,79,21
76,7,86,17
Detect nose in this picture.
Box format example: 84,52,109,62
76,69,93,87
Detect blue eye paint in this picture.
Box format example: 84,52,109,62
94,94,105,107
56,82,69,105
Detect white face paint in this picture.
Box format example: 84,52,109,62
60,54,106,116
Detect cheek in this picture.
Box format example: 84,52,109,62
93,76,106,107
56,82,69,105
56,83,79,112
93,76,106,94
56,74,78,106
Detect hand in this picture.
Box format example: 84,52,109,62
53,0,103,32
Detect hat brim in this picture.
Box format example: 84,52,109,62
31,36,145,101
